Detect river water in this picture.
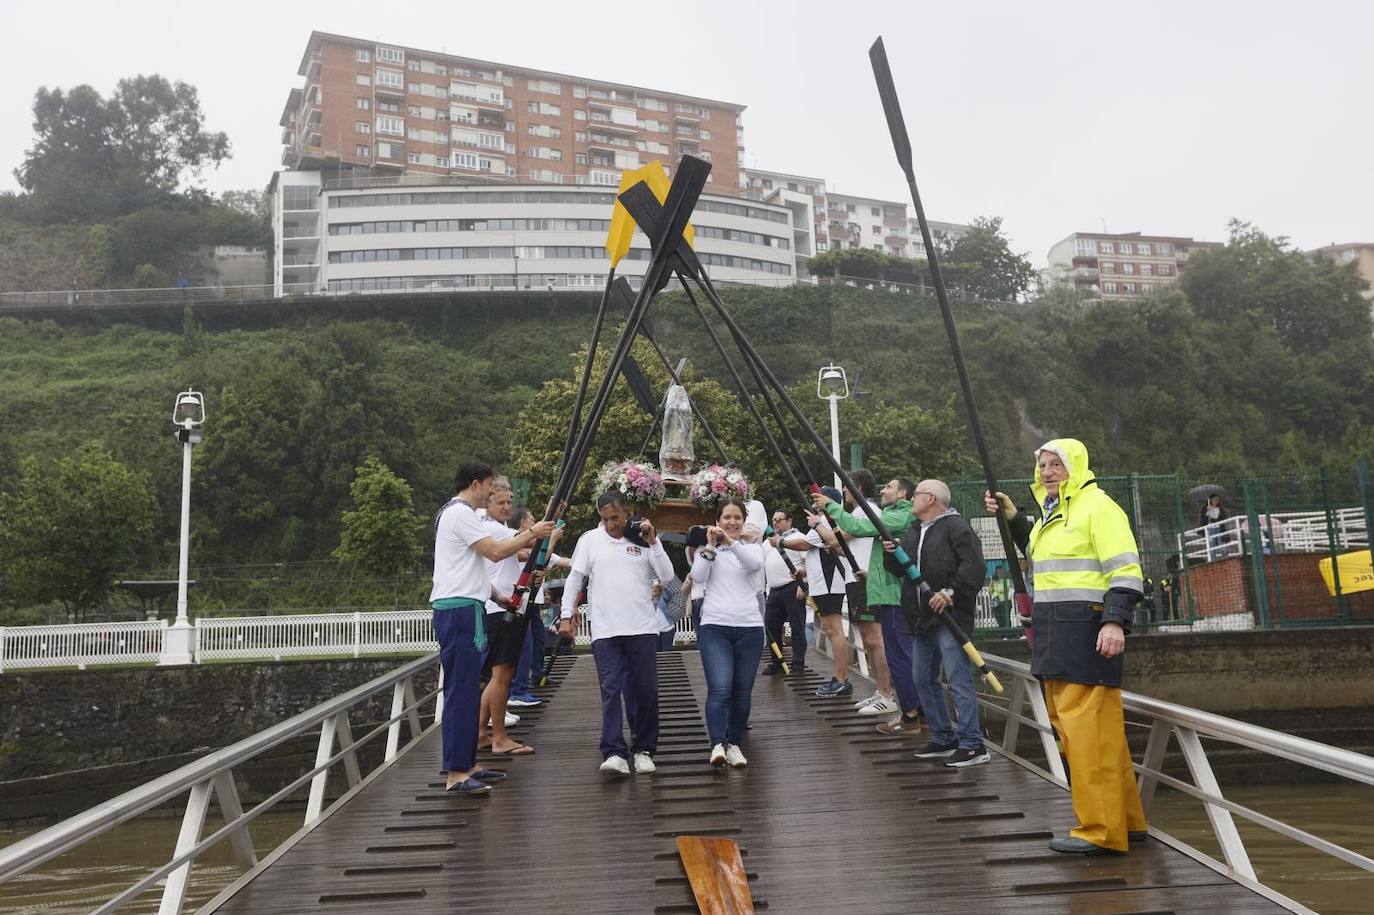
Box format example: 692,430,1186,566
1,786,1371,913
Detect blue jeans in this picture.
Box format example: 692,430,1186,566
697,624,765,747
510,612,541,696
877,605,920,713
591,634,659,759
433,605,482,773
912,622,982,749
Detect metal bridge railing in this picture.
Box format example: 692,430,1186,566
976,654,1374,908
0,653,440,913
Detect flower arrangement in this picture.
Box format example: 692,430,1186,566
689,464,753,509
595,459,667,506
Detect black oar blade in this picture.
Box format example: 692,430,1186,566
869,37,915,180
621,355,657,416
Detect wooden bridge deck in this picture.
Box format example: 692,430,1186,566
210,650,1288,914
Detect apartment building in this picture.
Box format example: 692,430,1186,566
280,32,746,199
268,171,796,296
1309,243,1374,301
1045,231,1222,299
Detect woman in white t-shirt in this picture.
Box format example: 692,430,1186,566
691,498,765,768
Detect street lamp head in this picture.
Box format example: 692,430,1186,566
173,390,205,428
817,364,849,400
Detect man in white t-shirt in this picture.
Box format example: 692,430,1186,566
430,461,554,794
783,486,854,697
561,490,675,776
477,483,533,757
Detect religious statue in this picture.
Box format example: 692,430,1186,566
659,383,695,482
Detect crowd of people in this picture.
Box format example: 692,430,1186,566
429,436,1149,856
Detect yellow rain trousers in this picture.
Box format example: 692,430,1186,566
1044,679,1147,852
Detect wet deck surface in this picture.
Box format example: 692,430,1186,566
212,650,1287,913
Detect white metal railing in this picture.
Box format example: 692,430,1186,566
0,608,701,672
196,610,435,661
0,620,165,672
1179,507,1368,563
0,653,440,913
572,609,698,646
977,654,1374,911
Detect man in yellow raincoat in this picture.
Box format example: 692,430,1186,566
986,438,1149,854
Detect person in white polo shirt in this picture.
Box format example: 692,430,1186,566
560,490,675,776
431,461,553,794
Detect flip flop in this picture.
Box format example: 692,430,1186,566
490,743,535,756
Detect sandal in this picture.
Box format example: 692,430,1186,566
444,777,492,795
490,742,535,756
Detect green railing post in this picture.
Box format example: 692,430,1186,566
1173,474,1195,623
849,442,864,472
1358,458,1374,562
1320,469,1349,622
1259,478,1285,624
1243,480,1272,629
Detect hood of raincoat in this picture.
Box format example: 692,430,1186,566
1030,437,1096,506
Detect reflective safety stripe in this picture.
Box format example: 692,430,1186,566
1101,552,1141,574
1034,587,1106,603
1033,558,1103,573
1108,575,1144,593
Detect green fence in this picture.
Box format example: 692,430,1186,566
948,458,1374,635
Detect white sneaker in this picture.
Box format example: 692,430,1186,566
858,693,899,716
599,755,630,776
709,743,727,767
505,712,519,727
633,751,657,774
854,691,882,709
724,745,748,768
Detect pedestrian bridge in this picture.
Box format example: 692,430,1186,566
2,650,1369,913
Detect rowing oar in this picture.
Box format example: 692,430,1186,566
502,158,711,628
677,835,753,914
869,36,1032,635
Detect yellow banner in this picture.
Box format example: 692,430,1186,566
1318,549,1374,596
604,161,695,267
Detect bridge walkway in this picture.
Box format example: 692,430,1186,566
208,649,1286,913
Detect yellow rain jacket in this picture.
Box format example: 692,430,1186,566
1011,438,1143,687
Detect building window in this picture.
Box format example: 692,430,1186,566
356,49,371,63
528,79,562,94
1157,243,1173,256
1098,241,1114,254
1104,282,1118,294
376,68,404,89
1139,263,1153,276
378,99,400,113
376,116,404,136
408,152,422,164
1074,238,1096,257
574,110,587,120
356,97,371,110
356,74,372,86
1157,264,1171,276
356,121,371,134
870,207,880,216
376,46,404,65
1119,242,1133,255
1101,262,1115,274
1121,262,1134,275
1137,243,1151,256
872,225,881,234
355,144,370,158
376,141,396,158
575,153,588,165
528,101,561,116
1124,282,1136,294
407,60,421,72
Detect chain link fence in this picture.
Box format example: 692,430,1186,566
948,459,1374,635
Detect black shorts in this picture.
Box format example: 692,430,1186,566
481,611,526,676
846,581,876,624
812,592,845,615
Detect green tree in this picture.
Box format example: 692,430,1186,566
937,216,1036,302
0,446,157,621
15,76,230,223
334,456,425,607
132,263,171,288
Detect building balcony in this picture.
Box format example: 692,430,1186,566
281,255,319,268
1072,267,1099,280
883,216,906,228
885,235,907,248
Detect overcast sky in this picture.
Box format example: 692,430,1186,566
3,0,1370,263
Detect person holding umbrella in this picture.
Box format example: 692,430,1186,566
985,439,1148,854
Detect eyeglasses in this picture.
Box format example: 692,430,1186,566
771,516,786,522
913,491,935,499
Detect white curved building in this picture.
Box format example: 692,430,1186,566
270,171,796,296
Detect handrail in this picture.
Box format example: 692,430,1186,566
976,652,1374,904
0,651,438,885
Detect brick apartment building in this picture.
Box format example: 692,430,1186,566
280,32,746,198
1308,242,1374,302
1045,231,1223,299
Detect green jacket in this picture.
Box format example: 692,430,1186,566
824,499,914,607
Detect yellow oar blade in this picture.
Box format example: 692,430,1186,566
605,160,696,266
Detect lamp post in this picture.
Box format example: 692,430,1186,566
161,390,205,665
816,363,849,489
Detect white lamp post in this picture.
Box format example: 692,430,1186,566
816,363,849,489
161,390,205,665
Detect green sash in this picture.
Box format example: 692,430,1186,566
431,597,487,650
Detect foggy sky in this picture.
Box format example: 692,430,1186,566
3,0,1370,264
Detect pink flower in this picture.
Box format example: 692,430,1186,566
711,478,727,494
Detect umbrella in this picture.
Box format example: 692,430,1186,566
1188,483,1226,501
